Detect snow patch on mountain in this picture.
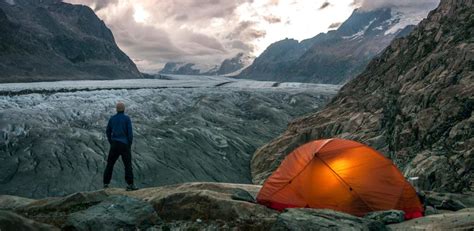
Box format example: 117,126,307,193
222,63,252,77
342,18,377,40
384,7,434,35
160,53,254,76
193,63,220,74
342,6,432,39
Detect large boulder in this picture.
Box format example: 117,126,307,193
108,182,278,230
14,190,110,227
388,208,474,230
63,195,159,231
271,209,387,231
21,190,109,211
0,195,36,210
0,210,58,231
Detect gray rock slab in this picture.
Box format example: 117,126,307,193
63,195,159,231
271,208,387,231
388,208,474,231
423,191,471,210
231,188,256,203
0,195,36,210
0,210,59,231
364,210,405,224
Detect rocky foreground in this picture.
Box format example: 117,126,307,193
0,182,473,230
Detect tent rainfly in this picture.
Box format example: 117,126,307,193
257,138,423,219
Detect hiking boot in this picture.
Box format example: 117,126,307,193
126,184,138,191
103,184,109,189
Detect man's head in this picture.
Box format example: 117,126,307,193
116,102,125,113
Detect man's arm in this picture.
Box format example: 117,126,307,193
106,118,112,144
127,117,133,146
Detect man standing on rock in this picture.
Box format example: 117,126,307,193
103,102,138,191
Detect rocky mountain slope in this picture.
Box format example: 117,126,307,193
238,37,317,81
251,0,473,193
159,62,203,75
215,53,254,76
0,77,337,198
1,182,473,230
238,7,433,84
0,0,142,83
159,53,253,76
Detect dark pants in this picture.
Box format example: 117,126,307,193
103,141,134,185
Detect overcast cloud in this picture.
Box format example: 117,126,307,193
354,0,439,10
64,0,439,73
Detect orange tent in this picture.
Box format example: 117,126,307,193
257,138,423,219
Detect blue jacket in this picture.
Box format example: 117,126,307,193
106,112,133,145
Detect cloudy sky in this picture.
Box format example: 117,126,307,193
64,0,439,73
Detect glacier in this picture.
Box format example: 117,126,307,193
0,76,339,198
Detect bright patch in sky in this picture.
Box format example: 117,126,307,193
236,0,355,55
133,4,150,23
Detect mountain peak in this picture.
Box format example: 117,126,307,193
337,7,392,36
159,52,254,76
0,0,142,82
238,5,435,84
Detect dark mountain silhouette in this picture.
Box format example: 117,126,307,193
0,0,141,83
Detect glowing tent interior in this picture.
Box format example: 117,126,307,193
256,138,423,219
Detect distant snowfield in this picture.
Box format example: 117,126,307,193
0,74,340,95
0,76,340,198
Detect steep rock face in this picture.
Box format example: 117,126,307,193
237,38,316,81
251,0,473,193
239,7,433,84
0,0,141,82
